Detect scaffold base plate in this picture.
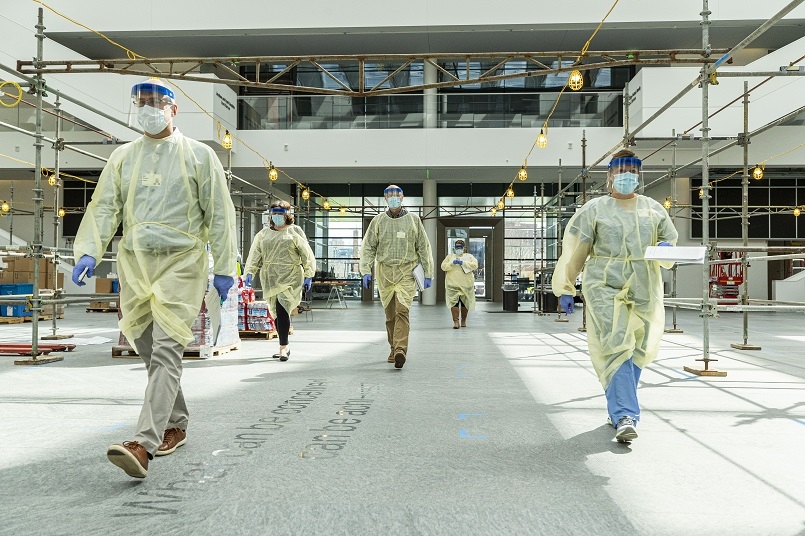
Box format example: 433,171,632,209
555,318,569,323
683,366,727,377
730,343,761,350
577,327,587,332
665,329,684,333
41,334,75,340
14,355,64,366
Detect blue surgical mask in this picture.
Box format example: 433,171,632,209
612,172,639,195
271,214,285,227
387,197,402,209
137,104,170,136
454,247,464,254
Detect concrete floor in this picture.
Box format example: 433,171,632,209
1,301,804,536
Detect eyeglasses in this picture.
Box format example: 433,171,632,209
134,97,173,108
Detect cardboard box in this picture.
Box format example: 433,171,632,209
9,258,49,273
95,278,118,294
89,300,118,309
3,259,14,272
0,271,13,284
38,273,64,290
13,272,32,283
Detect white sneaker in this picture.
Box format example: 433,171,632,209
615,417,638,443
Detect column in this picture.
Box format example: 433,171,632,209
422,178,437,305
424,60,437,129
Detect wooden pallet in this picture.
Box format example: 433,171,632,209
86,307,119,313
112,344,239,359
238,329,278,340
0,317,24,325
23,314,64,322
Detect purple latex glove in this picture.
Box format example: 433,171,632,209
362,274,372,289
559,294,575,314
72,255,96,286
658,241,673,246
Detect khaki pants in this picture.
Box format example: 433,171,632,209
384,294,410,357
132,322,188,455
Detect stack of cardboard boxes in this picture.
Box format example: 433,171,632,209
88,277,119,311
0,257,67,318
0,257,65,289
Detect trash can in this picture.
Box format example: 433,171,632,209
502,283,519,312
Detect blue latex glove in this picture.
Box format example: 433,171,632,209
213,274,234,301
362,274,372,289
453,259,463,265
658,241,673,246
424,277,432,289
303,277,312,292
244,273,253,287
559,294,575,314
71,255,96,286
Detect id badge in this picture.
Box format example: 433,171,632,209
142,172,162,187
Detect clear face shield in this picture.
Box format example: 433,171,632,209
384,187,404,209
607,156,644,196
269,206,289,228
129,80,176,136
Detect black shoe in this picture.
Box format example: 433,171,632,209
394,351,406,369
279,349,290,362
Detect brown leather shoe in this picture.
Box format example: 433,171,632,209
387,353,394,363
394,350,406,369
156,427,187,456
107,441,149,478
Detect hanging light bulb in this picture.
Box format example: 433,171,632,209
58,207,65,217
323,199,331,211
222,130,232,150
302,188,310,201
536,129,548,149
568,70,584,91
1,201,9,213
663,197,672,210
490,207,497,216
497,199,505,210
339,206,346,215
752,165,763,180
268,162,279,182
47,173,57,186
506,187,515,198
518,166,528,182
698,188,704,199
795,207,801,217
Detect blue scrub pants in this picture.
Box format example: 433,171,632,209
605,358,642,425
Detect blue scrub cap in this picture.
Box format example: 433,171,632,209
384,187,403,196
270,206,288,214
608,156,642,169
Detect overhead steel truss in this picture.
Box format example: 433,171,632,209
17,49,727,97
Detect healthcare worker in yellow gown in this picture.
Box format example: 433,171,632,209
244,200,316,361
552,149,678,443
360,185,434,369
440,238,478,328
72,78,238,477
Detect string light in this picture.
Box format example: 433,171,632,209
568,70,584,91
536,129,548,149
268,162,278,182
497,199,505,210
0,201,9,212
795,207,801,217
663,197,672,210
58,208,65,217
518,166,528,181
222,130,232,150
47,173,57,186
339,206,346,215
698,188,704,199
490,207,497,216
506,187,515,198
302,188,310,201
323,199,331,211
752,165,763,180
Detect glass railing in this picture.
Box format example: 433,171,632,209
238,91,622,131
